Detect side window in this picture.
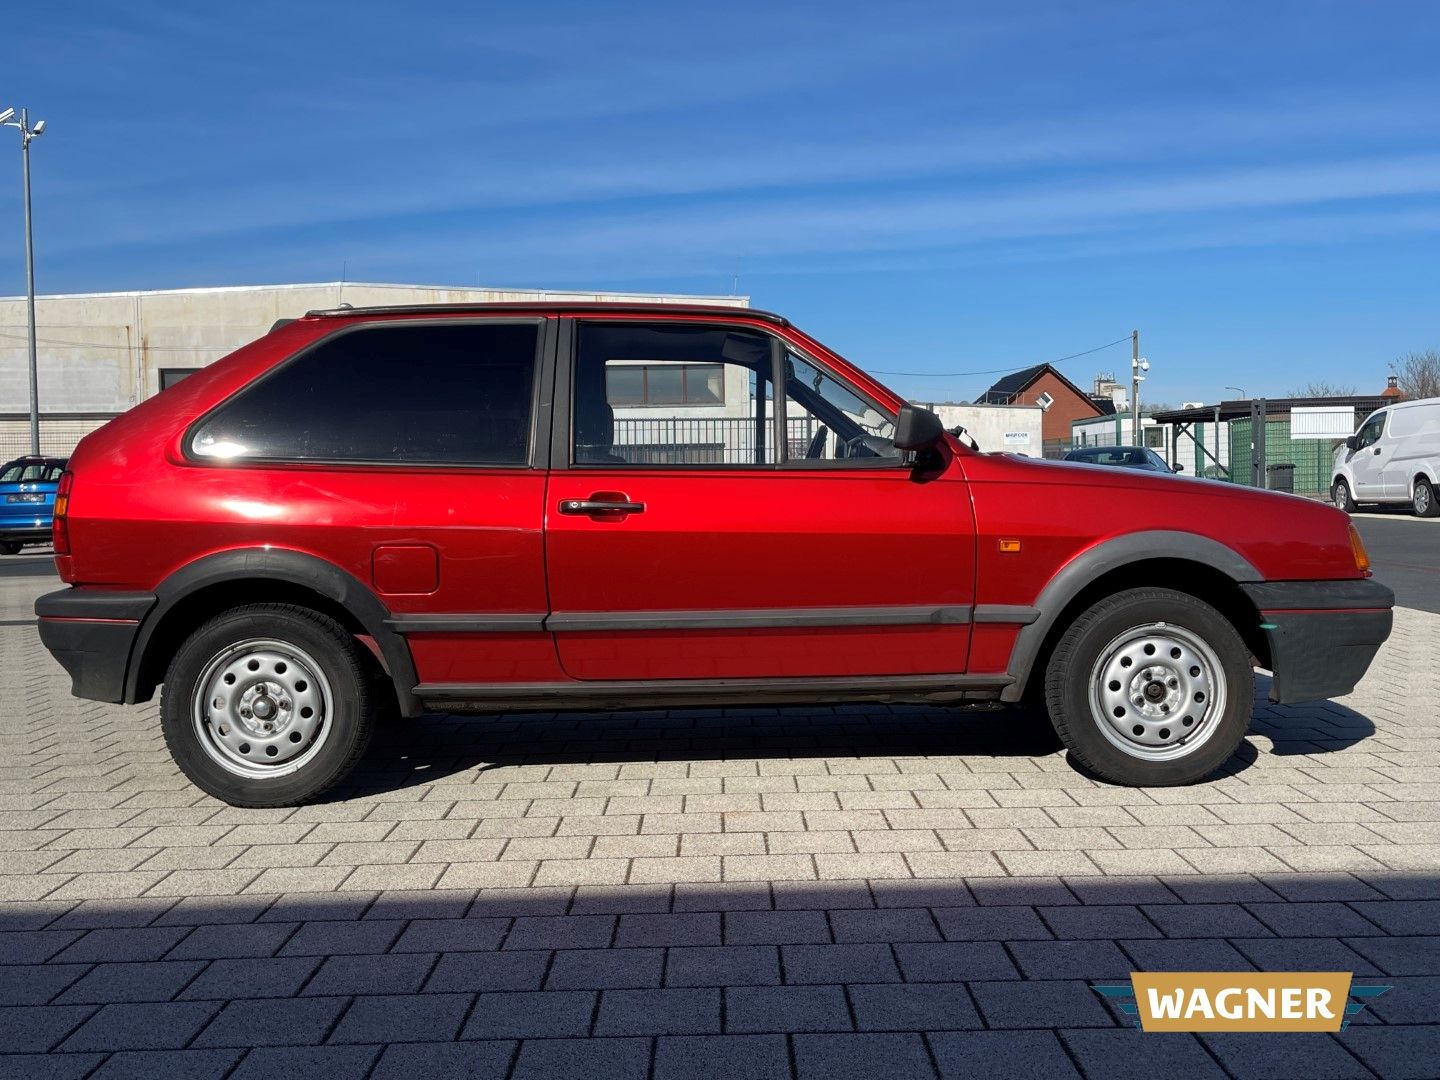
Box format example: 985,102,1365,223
191,322,539,465
1356,412,1386,449
783,351,900,463
573,323,776,466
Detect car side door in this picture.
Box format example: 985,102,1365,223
1347,411,1388,499
542,317,977,682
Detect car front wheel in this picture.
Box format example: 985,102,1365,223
1044,587,1254,786
161,603,376,807
1332,478,1357,514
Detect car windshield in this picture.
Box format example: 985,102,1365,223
1067,448,1149,468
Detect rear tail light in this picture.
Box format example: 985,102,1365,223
52,470,73,556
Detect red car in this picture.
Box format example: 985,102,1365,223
36,303,1392,806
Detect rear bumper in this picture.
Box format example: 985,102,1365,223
35,589,156,704
1241,579,1394,704
0,524,51,543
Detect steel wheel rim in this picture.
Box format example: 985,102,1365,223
1418,483,1431,514
191,638,333,778
1333,481,1348,508
1088,621,1226,762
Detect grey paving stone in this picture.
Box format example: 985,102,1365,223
461,990,596,1039
967,878,1078,906
0,963,88,1005
370,1040,516,1080
894,941,1020,981
425,950,550,993
1039,904,1162,940
1203,1032,1374,1080
667,944,780,987
1245,901,1387,937
1141,903,1272,938
1341,1025,1440,1080
1351,899,1440,935
1230,937,1382,975
55,960,206,1004
793,1032,936,1080
179,956,320,1000
782,943,902,984
0,1003,98,1051
1063,1029,1227,1080
1008,940,1135,979
830,907,940,943
1366,975,1440,1024
0,930,84,964
278,918,404,956
933,905,1052,941
49,898,178,930
969,980,1115,1029
228,1045,381,1080
60,1000,222,1051
512,1036,650,1080
303,951,436,995
52,926,190,963
869,879,971,909
168,921,297,959
726,985,852,1033
391,917,508,953
594,986,722,1036
1341,935,1440,977
1120,937,1256,972
725,909,831,945
502,914,614,950
0,1053,104,1080
329,991,471,1043
616,911,721,947
193,995,347,1047
655,1034,793,1080
931,1030,1082,1080
87,1048,244,1080
850,983,982,1031
546,946,664,989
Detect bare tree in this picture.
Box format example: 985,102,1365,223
1288,380,1358,398
1391,350,1440,399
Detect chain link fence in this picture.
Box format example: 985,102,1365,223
0,414,119,461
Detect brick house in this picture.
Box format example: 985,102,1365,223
978,363,1114,445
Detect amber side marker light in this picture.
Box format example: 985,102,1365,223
1347,523,1371,575
999,539,1022,554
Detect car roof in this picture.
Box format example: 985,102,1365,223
302,301,791,325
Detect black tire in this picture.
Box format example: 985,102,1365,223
1413,478,1440,518
160,604,375,807
1044,587,1254,786
0,542,21,555
1332,478,1357,514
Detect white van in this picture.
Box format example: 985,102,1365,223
1332,397,1440,517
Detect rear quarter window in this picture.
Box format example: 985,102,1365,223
1387,404,1440,439
190,321,540,466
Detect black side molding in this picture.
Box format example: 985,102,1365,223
1241,579,1394,611
35,589,156,622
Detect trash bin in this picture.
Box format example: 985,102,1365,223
1266,463,1295,493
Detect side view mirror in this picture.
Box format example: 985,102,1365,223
1171,462,1185,472
1345,435,1358,451
893,404,946,451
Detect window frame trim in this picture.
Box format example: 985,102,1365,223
554,317,905,473
181,316,555,472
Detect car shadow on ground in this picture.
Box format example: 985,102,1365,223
326,674,1376,802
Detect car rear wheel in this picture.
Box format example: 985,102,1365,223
161,603,375,807
1044,587,1254,786
1414,478,1439,518
0,542,21,555
1332,478,1357,514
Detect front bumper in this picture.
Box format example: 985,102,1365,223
35,589,157,703
1241,579,1394,704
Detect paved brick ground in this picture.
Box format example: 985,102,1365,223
1,568,1437,1078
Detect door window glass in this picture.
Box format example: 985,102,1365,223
574,323,776,466
191,322,539,465
1356,413,1386,449
783,351,900,463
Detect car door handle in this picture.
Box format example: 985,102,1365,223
559,498,645,515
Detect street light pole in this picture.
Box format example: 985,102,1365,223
2,107,46,456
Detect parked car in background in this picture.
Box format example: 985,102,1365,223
1063,445,1178,473
1332,397,1440,517
0,455,67,554
34,302,1391,806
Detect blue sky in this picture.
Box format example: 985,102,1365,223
3,0,1439,404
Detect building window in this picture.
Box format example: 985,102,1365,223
160,368,201,391
606,362,725,407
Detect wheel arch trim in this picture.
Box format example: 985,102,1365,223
127,547,421,716
999,530,1262,703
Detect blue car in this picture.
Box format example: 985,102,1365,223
0,455,67,554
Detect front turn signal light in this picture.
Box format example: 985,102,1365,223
1347,523,1371,575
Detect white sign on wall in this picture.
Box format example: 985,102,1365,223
1003,431,1032,445
1290,406,1355,439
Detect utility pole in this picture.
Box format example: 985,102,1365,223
1130,329,1140,444
2,106,47,455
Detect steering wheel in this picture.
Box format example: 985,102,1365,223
805,426,829,459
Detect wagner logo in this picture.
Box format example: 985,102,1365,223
1092,973,1392,1032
